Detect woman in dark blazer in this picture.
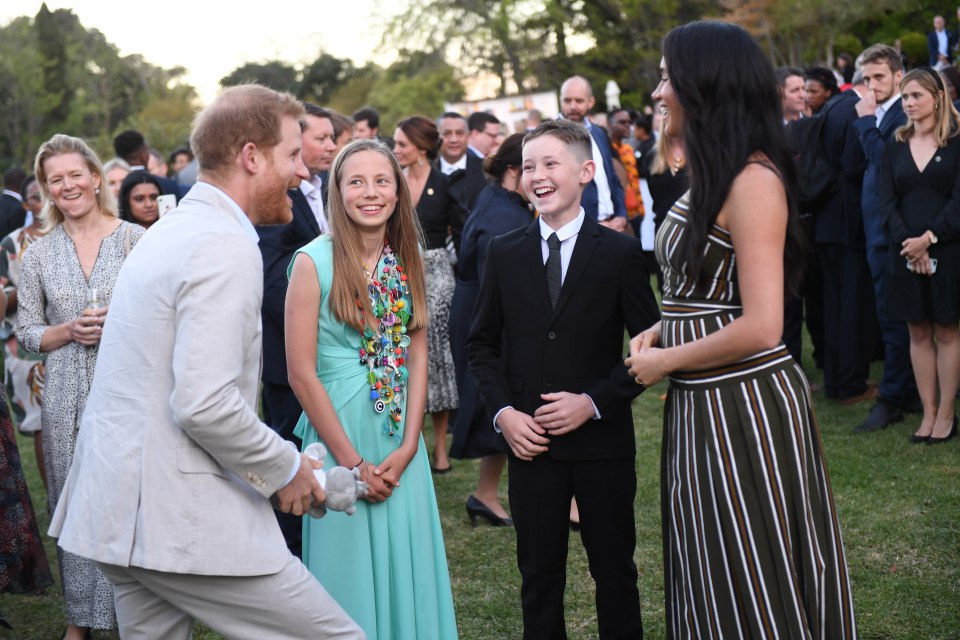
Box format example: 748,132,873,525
394,116,467,472
449,133,531,526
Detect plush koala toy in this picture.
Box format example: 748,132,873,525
303,443,369,518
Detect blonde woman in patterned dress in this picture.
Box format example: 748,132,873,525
18,135,144,640
625,22,857,638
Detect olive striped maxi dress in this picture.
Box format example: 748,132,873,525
656,196,857,639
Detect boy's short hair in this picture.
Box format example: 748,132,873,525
522,119,592,163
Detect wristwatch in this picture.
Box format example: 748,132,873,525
928,231,939,245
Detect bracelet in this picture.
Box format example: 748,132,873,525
352,458,366,472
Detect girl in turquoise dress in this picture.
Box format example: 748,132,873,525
286,139,458,640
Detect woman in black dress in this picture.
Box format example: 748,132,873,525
643,123,688,292
449,134,531,526
394,116,468,471
878,67,960,443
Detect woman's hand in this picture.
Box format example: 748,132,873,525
912,253,935,277
69,306,108,346
624,347,670,388
359,462,394,503
373,447,415,492
900,235,931,261
628,321,661,358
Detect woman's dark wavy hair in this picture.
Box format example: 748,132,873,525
663,21,804,294
118,170,162,223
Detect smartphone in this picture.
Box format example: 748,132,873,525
906,258,938,274
157,194,176,218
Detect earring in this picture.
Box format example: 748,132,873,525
417,155,424,167
95,187,100,194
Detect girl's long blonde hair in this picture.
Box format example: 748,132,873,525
326,139,428,333
895,67,960,147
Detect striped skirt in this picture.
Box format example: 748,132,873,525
662,347,857,639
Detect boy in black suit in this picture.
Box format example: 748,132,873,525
468,119,659,639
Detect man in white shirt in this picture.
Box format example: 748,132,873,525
559,75,628,231
439,112,489,211
928,15,958,67
852,43,917,434
467,111,501,159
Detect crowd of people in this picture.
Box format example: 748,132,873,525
780,25,960,443
0,15,956,640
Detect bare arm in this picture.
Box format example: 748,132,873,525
627,163,787,384
285,253,393,501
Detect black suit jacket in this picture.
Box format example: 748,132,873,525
442,153,489,214
812,90,864,247
467,215,659,461
0,194,25,239
257,187,322,385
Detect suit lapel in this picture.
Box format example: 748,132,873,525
552,216,599,319
522,220,554,317
290,188,321,236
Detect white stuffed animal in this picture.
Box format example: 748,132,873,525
303,443,369,518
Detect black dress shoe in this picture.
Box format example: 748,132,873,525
928,415,957,444
466,495,513,527
853,400,903,433
910,432,931,444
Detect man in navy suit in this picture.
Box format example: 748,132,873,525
852,44,917,433
559,76,628,233
928,15,959,67
256,103,337,556
113,130,188,201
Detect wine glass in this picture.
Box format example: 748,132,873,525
85,287,103,311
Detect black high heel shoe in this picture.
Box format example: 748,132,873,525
928,415,957,445
466,495,513,527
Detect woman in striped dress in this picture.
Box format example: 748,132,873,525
626,22,858,638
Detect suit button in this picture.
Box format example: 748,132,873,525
545,380,553,387
548,331,556,340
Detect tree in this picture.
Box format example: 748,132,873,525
219,61,300,94
0,5,197,167
366,51,464,132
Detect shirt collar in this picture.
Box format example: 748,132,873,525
300,175,323,198
878,93,900,115
192,181,259,243
539,207,585,243
2,189,22,203
440,154,468,173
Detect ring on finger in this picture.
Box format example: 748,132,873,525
634,375,645,386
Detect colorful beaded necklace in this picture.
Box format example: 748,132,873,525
358,241,412,437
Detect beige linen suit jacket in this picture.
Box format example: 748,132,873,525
50,184,299,576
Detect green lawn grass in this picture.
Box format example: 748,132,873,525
2,352,958,639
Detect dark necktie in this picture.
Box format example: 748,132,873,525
545,232,561,309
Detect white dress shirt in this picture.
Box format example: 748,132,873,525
299,176,329,234
539,208,586,283
875,93,901,129
439,154,467,175
493,208,599,430
3,189,23,203
584,122,615,220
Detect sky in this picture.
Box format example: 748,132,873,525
0,1,396,104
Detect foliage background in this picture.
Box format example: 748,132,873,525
0,1,954,172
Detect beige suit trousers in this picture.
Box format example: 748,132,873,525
97,556,364,640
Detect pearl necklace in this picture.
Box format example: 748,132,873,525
358,242,412,437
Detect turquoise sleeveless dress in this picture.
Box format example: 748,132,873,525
292,235,458,640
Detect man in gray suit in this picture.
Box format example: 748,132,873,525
48,85,364,640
